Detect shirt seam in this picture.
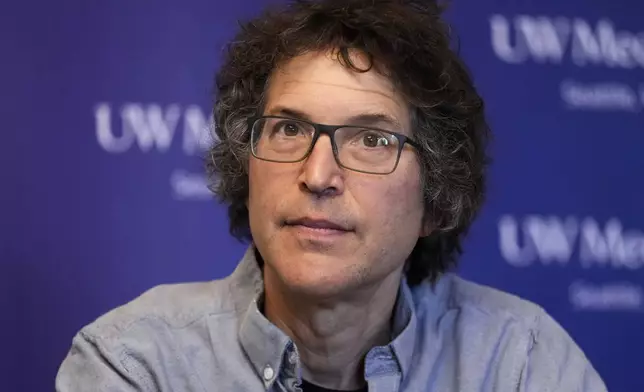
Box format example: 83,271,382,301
78,330,146,390
83,307,239,342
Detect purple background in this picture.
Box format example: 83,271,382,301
3,1,643,391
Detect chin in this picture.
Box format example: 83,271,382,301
284,278,357,299
257,234,371,297
273,254,369,297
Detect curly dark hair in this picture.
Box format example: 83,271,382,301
207,0,490,286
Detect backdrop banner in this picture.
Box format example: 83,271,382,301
3,1,643,391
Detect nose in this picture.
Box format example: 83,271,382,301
298,135,345,197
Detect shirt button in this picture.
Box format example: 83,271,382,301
263,365,275,381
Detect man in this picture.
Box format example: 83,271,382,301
57,1,607,391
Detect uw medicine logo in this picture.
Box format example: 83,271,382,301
95,102,218,201
489,15,644,112
499,215,644,312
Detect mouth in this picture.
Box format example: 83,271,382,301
283,217,353,234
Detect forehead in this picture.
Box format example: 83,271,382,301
263,50,410,130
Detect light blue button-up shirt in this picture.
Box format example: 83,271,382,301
56,247,608,391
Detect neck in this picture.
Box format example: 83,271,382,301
263,268,402,391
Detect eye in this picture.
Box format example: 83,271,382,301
361,131,390,147
273,120,303,137
282,122,301,136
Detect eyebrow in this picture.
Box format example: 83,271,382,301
265,106,405,130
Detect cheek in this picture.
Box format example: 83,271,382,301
247,160,295,221
247,161,272,222
247,161,284,249
353,169,425,236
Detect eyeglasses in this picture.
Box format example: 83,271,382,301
249,116,420,175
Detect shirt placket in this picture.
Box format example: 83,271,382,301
270,342,302,392
365,346,402,392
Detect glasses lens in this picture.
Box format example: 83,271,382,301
251,117,314,162
335,127,401,174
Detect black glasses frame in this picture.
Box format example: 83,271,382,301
248,115,420,175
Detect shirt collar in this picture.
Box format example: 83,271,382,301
233,246,420,384
388,276,418,381
234,247,291,388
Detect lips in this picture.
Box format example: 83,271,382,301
284,217,351,232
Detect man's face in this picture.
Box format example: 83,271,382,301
247,50,427,297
